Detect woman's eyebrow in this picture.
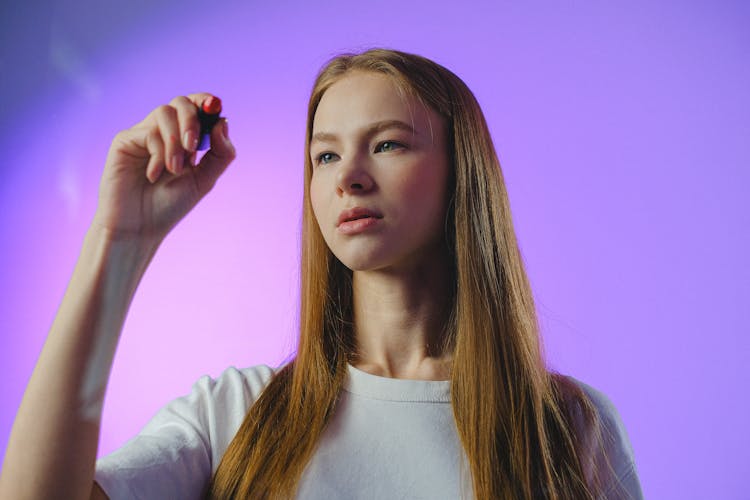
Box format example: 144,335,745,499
311,120,417,145
368,119,416,136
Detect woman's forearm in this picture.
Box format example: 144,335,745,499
0,225,159,500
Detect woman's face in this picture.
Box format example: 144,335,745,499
309,71,451,272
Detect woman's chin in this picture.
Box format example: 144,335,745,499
337,255,388,273
332,246,396,273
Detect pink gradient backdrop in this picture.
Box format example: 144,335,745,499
1,1,748,498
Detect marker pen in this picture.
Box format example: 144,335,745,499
197,96,222,150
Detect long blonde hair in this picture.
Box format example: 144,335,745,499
207,48,614,499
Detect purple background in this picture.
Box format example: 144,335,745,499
1,1,748,498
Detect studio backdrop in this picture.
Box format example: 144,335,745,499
1,1,748,498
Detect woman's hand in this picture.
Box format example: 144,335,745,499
92,92,235,245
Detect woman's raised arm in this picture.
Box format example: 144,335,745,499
0,93,235,500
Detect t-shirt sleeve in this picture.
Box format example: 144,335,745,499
574,378,645,500
94,364,275,500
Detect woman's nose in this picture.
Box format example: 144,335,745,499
336,156,374,195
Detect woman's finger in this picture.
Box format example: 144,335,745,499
152,105,185,175
106,125,165,183
169,95,200,153
144,127,166,183
107,93,224,185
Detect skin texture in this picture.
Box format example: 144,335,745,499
310,72,454,379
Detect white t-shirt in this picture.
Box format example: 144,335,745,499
95,364,643,499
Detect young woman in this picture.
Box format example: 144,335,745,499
0,49,643,499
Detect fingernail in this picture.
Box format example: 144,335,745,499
172,154,182,174
183,130,198,152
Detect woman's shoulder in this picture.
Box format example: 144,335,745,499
146,364,281,462
94,364,281,498
175,364,281,423
136,364,280,437
190,364,279,401
556,374,643,499
562,376,635,454
563,377,625,426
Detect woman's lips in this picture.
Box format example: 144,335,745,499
337,207,383,235
337,216,381,235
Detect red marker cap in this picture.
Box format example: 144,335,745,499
202,96,222,115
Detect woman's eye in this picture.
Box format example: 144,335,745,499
376,141,403,153
317,152,338,165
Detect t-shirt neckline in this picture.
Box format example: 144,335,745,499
344,363,451,403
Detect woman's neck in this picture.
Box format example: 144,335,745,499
350,254,453,380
